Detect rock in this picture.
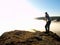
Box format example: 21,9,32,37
0,30,60,45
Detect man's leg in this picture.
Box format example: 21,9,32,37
47,21,51,32
47,25,50,33
45,22,48,33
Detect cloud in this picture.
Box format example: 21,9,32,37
0,0,44,35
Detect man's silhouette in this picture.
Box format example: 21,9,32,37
45,12,51,33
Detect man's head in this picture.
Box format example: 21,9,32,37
45,12,47,14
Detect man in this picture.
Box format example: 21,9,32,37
45,12,51,33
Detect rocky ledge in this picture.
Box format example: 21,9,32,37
0,30,60,45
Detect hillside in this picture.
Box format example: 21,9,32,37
0,30,60,45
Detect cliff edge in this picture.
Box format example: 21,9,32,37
0,30,60,45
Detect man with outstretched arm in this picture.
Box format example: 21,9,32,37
45,12,51,33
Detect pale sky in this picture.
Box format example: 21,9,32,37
0,0,45,35
28,0,60,16
0,0,59,35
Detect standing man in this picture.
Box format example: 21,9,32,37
45,12,51,33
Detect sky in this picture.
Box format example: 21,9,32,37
0,0,43,35
0,0,60,35
28,0,60,16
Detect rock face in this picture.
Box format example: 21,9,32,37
0,30,60,45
